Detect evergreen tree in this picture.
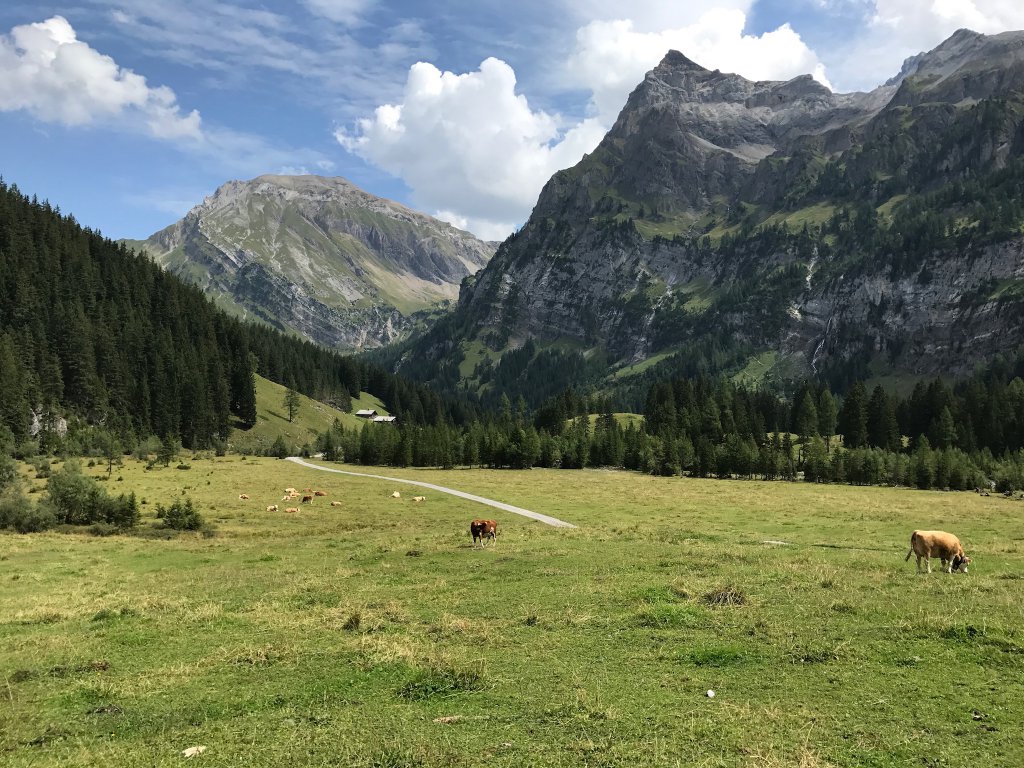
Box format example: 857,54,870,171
838,382,868,448
283,388,301,423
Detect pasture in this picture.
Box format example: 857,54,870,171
2,457,1023,767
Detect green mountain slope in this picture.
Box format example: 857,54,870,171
391,29,1024,405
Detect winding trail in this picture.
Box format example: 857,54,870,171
285,457,577,528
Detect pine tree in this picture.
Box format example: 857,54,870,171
283,388,301,423
817,389,838,453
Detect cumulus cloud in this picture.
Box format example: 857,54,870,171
339,58,606,240
563,0,754,32
569,10,831,122
341,5,832,238
828,0,1024,90
0,15,201,139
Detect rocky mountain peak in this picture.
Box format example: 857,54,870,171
412,28,1024,397
139,174,494,350
888,27,1024,104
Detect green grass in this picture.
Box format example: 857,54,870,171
989,278,1024,302
230,376,386,453
611,352,673,380
457,340,494,380
3,459,1023,767
759,202,836,230
731,351,779,387
575,413,645,429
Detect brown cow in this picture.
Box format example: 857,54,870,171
905,530,971,574
470,519,498,547
314,491,327,497
301,494,314,504
285,507,300,514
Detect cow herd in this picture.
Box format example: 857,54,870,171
237,483,504,549
239,484,976,567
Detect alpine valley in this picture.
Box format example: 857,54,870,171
128,174,495,350
385,29,1024,406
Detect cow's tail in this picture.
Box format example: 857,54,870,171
905,531,918,561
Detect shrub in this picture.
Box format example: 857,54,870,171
0,453,18,491
157,497,204,531
269,435,290,459
46,463,139,529
0,492,56,533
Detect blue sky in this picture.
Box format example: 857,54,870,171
2,1,1023,241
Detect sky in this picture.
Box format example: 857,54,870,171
2,1,1024,242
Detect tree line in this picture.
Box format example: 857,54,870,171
293,359,1024,493
0,180,467,456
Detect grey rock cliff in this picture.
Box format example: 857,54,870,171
138,175,495,350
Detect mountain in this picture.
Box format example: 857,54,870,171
391,29,1024,406
131,175,495,350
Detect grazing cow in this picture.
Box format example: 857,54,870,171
412,496,426,502
301,494,314,504
266,505,279,513
285,507,300,514
314,491,327,497
330,501,343,507
391,491,401,499
905,530,971,574
470,519,498,547
238,494,250,500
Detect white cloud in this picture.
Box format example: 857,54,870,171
828,0,1024,90
338,57,607,239
0,15,201,139
563,0,754,32
871,0,1024,35
569,10,831,123
303,0,375,25
341,6,833,238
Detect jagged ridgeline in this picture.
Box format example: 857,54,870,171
129,175,495,351
0,181,459,448
392,29,1024,406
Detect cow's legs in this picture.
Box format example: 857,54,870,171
916,554,924,573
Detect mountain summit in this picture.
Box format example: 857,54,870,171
134,175,495,350
393,29,1024,403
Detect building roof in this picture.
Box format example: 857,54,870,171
371,415,397,423
355,409,377,417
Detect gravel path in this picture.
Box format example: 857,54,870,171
285,457,577,528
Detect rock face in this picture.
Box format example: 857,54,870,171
405,29,1024,392
137,175,495,350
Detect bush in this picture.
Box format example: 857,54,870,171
46,463,139,529
0,492,56,533
0,453,17,491
156,497,204,531
269,435,290,459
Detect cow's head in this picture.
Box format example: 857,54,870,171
952,554,971,573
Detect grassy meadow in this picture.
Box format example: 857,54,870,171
2,457,1023,767
229,376,387,454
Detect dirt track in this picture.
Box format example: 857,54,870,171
285,457,577,528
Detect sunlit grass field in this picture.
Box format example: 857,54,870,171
2,457,1023,767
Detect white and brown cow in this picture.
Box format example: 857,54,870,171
905,530,971,574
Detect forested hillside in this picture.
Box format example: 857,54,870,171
0,180,462,451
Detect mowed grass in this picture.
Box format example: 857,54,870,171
2,458,1023,767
